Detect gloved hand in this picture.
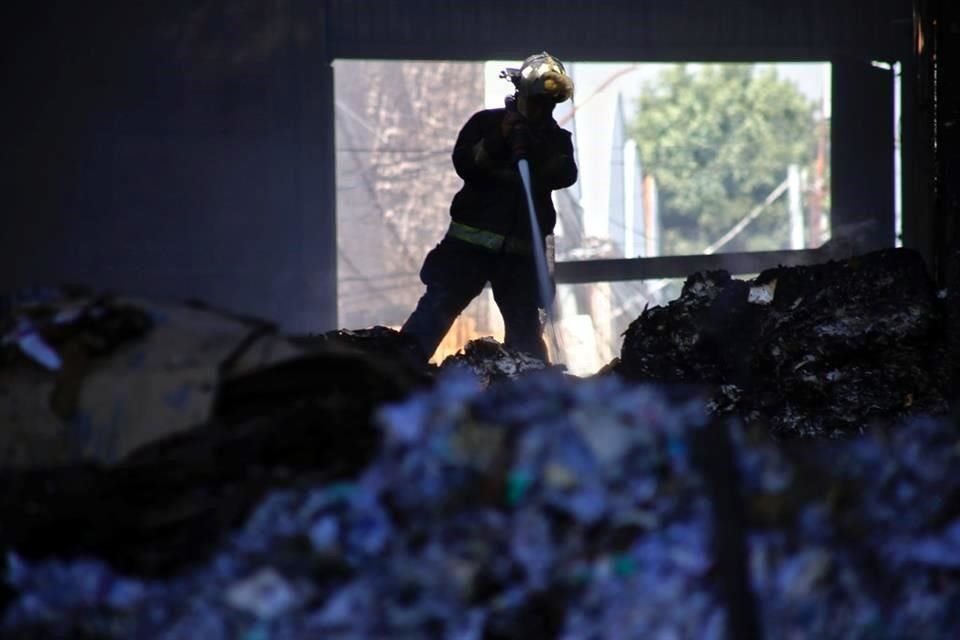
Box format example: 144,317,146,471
500,107,523,137
508,120,531,161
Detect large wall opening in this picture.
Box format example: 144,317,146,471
335,59,840,372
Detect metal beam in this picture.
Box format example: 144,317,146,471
326,0,912,62
554,249,830,284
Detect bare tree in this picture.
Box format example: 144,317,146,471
336,60,485,328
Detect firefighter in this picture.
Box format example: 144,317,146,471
401,52,577,362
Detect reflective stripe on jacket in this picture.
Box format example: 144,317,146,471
445,221,534,254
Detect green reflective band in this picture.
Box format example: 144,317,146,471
446,222,532,255
447,222,503,250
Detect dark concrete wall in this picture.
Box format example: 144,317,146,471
327,0,912,62
1,2,336,332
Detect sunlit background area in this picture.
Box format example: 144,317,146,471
335,61,833,374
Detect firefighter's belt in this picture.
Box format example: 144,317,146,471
446,222,533,254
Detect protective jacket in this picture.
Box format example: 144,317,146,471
449,108,577,245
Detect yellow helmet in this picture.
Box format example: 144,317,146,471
501,51,574,104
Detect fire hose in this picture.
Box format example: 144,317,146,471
517,158,564,363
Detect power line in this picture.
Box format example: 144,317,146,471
336,113,427,277
339,283,423,302
703,177,790,254
558,65,641,128
339,270,420,283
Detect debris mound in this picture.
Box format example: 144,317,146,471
439,337,552,386
617,248,950,436
313,326,434,380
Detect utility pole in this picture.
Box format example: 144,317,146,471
808,96,828,248
788,164,804,249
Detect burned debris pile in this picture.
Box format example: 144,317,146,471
617,248,951,436
438,336,554,386
301,327,556,389
1,247,958,638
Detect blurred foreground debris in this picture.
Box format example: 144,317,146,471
0,290,414,579
617,248,951,436
0,290,306,467
0,347,409,575
3,372,959,638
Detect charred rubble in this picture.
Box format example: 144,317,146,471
310,328,556,387
0,247,958,638
616,248,952,437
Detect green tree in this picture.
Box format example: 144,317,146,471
631,65,819,254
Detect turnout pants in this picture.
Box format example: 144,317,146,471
401,237,549,362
